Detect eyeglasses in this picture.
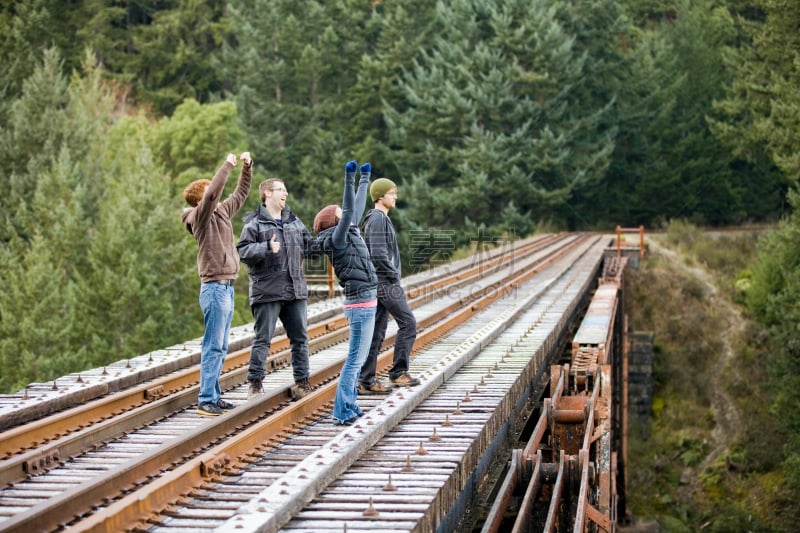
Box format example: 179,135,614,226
271,187,288,194
384,192,398,197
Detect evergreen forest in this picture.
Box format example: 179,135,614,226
1,0,800,523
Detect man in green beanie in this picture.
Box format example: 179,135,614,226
357,176,420,394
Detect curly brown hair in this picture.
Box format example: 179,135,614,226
183,179,210,207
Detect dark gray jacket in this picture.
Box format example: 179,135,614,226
237,204,315,304
362,208,401,283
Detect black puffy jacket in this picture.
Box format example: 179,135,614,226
316,225,377,303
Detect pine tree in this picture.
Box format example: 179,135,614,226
712,0,800,183
223,0,436,223
71,113,203,364
715,0,800,491
129,0,229,115
386,0,615,242
146,98,247,191
0,231,86,392
0,51,234,391
0,51,108,391
0,47,72,244
623,1,746,226
0,1,51,105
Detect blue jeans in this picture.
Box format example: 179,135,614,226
199,281,235,405
247,299,310,383
333,306,376,422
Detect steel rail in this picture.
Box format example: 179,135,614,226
0,234,556,435
543,451,567,533
0,234,557,460
212,234,604,533
0,234,564,491
71,235,589,533
0,235,586,533
481,450,520,533
511,451,546,533
482,268,626,533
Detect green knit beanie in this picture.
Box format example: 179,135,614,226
369,178,397,202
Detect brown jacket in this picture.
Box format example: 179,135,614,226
181,160,252,283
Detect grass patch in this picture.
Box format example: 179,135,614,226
625,223,794,531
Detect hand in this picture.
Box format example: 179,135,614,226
359,162,371,178
345,160,357,176
240,151,252,167
269,234,280,254
226,153,237,166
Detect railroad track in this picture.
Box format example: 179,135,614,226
0,233,559,433
0,233,616,532
0,233,561,457
481,256,629,532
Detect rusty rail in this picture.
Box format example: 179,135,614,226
482,259,628,532
0,235,589,533
0,235,558,464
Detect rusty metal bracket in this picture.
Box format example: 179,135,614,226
144,385,165,400
200,453,231,477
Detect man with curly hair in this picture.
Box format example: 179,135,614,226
182,152,252,416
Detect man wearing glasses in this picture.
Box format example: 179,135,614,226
237,179,316,400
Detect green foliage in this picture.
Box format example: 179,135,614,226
147,98,247,190
126,1,229,115
0,47,69,242
601,0,774,228
222,0,435,225
0,1,53,105
0,49,251,392
0,52,108,390
746,201,800,329
662,219,761,284
712,0,800,183
75,0,230,116
0,4,798,525
627,229,796,530
744,191,800,491
70,113,201,364
387,0,616,243
0,232,87,392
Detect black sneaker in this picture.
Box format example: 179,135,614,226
358,380,393,395
290,379,314,400
248,379,264,399
216,399,235,411
197,402,224,416
333,416,356,426
390,372,421,387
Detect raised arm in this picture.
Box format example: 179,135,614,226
220,151,253,218
194,153,236,227
352,162,371,224
331,160,357,248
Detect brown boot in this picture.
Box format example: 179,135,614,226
248,379,264,399
390,372,421,387
358,380,393,395
290,378,314,400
